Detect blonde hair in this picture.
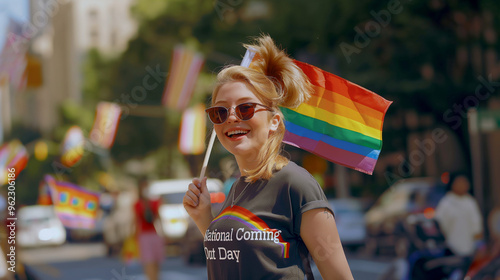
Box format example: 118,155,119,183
212,35,313,182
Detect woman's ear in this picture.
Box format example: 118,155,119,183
270,113,281,132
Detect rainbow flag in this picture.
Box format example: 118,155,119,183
242,49,392,175
0,139,29,185
61,126,85,167
162,45,204,110
89,102,121,149
178,104,206,155
39,175,100,229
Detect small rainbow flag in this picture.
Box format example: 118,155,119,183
179,104,206,155
0,139,29,185
242,49,392,175
89,102,121,149
61,126,85,167
162,45,204,110
39,175,100,229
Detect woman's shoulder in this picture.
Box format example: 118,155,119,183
272,161,320,189
274,161,313,180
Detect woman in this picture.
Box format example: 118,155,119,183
134,177,164,280
183,35,353,279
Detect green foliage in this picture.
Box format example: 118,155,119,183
79,0,500,189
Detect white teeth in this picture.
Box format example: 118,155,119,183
227,130,248,137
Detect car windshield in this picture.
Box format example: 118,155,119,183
373,180,435,211
161,193,185,204
330,200,363,214
19,216,52,227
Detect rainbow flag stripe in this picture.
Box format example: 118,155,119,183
242,50,392,174
212,205,289,258
162,45,205,110
42,175,100,229
89,102,121,149
178,104,206,155
61,125,85,167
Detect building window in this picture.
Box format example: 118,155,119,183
89,9,98,20
89,9,99,47
90,29,99,47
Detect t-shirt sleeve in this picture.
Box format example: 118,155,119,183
284,164,332,235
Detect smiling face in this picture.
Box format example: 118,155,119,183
212,81,280,165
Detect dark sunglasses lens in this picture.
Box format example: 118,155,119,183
236,103,255,120
207,107,228,124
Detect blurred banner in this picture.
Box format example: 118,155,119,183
0,18,28,92
178,104,206,155
162,45,204,110
89,101,121,149
38,175,100,229
0,139,28,185
61,125,85,167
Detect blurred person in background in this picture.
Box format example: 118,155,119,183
133,177,164,280
435,172,483,269
183,35,353,279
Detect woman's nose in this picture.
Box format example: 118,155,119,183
226,107,240,122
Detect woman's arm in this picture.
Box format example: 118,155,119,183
183,177,213,236
301,208,354,280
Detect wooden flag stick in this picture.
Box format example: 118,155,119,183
199,129,216,179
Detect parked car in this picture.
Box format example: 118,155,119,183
147,178,225,244
364,177,446,256
17,205,66,248
328,198,367,250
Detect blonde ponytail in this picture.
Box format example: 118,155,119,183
243,35,313,108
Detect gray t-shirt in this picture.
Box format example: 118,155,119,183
204,161,332,279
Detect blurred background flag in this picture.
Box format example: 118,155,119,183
38,175,100,229
178,103,206,155
89,101,121,149
242,49,392,175
0,18,28,92
37,175,53,205
0,139,28,185
162,45,204,110
60,125,85,167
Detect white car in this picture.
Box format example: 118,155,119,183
147,178,224,242
329,198,367,249
17,205,66,247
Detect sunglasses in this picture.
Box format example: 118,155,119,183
205,102,274,124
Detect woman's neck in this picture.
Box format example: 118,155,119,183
235,155,259,176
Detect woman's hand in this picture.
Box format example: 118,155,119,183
183,177,213,235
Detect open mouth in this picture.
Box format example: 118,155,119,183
226,130,249,138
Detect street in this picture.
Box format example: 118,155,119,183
19,243,393,280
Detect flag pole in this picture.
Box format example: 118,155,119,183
199,128,216,179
